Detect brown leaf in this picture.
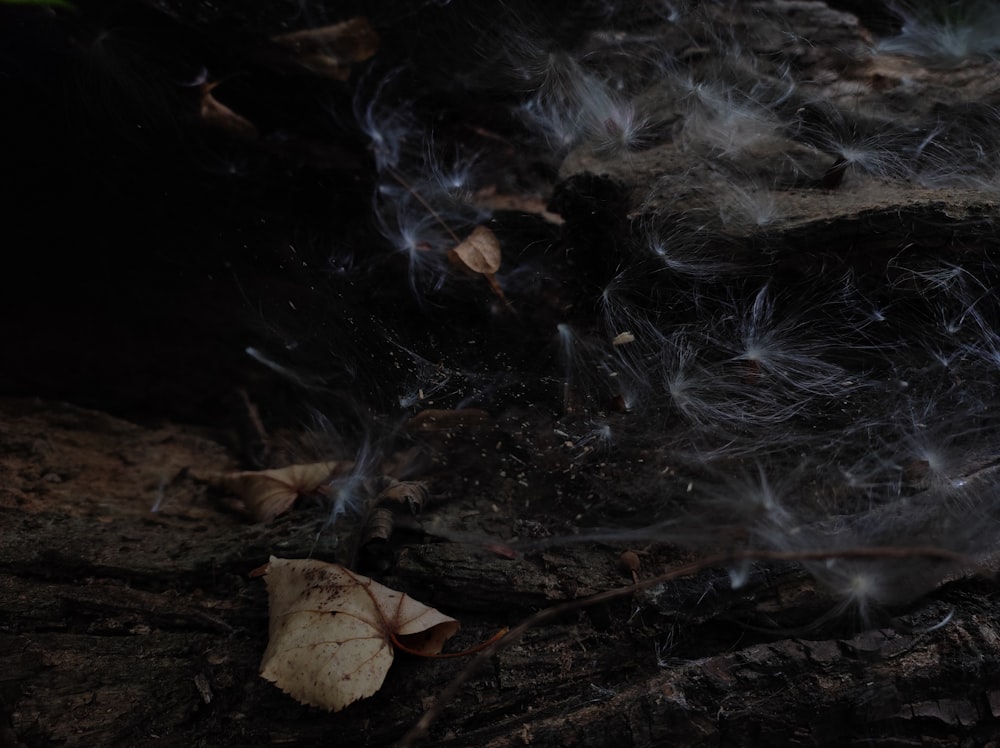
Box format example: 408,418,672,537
199,82,258,140
272,17,379,80
448,226,509,303
361,506,395,545
259,557,460,711
378,479,428,514
449,225,501,275
217,460,348,522
282,53,355,81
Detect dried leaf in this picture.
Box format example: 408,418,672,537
273,17,378,56
199,82,258,140
361,506,395,545
449,225,501,275
260,557,460,711
449,226,508,303
378,479,428,514
273,17,379,80
282,53,355,81
218,460,347,522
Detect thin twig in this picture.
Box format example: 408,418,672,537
395,545,975,748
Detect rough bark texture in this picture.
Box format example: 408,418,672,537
4,1,1000,746
2,399,999,746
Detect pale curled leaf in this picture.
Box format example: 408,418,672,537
218,460,348,522
361,506,395,545
260,557,460,711
448,226,510,303
449,225,501,275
